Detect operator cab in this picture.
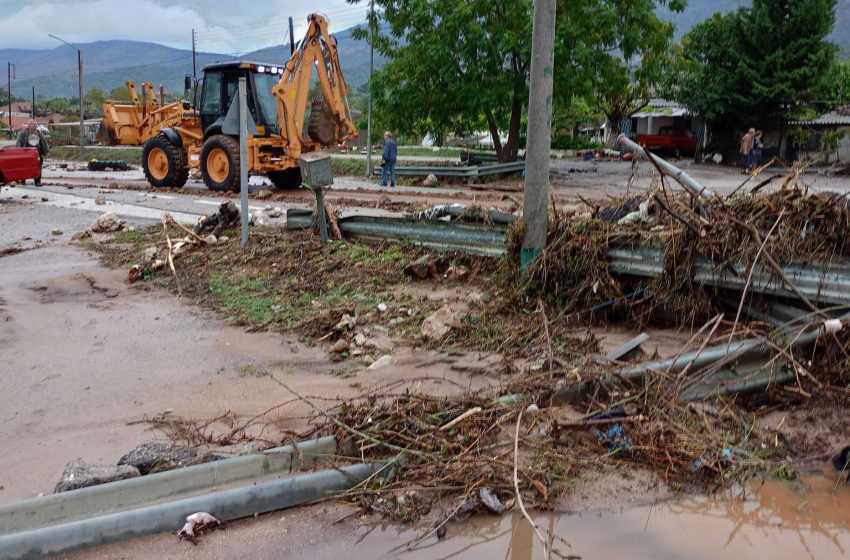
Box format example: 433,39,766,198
190,61,283,138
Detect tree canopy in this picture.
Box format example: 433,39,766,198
351,0,684,160
673,0,837,150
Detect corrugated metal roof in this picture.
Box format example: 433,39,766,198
632,107,690,118
788,112,850,126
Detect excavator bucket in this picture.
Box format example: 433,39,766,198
307,96,338,146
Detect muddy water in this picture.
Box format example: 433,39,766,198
353,475,850,560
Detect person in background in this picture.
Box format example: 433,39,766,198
16,119,49,186
751,130,764,170
381,131,397,187
740,128,755,174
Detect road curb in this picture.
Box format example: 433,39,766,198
0,461,387,560
0,435,351,535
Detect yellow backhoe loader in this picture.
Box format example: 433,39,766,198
101,81,198,146
141,13,357,191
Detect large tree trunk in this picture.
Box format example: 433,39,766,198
605,112,623,149
500,94,523,163
485,109,504,161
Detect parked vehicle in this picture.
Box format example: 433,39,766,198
637,126,698,157
0,147,41,185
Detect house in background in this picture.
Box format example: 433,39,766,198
627,98,708,156
785,106,850,163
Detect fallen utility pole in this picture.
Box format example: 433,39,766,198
618,134,716,200
521,0,557,269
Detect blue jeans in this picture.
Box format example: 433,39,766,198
381,161,396,186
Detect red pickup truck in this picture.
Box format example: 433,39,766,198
0,147,41,185
637,126,698,156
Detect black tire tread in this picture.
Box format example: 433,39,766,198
142,133,188,188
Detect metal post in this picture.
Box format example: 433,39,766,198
191,29,197,79
238,77,249,248
31,86,35,119
7,62,12,138
521,0,557,269
365,0,375,177
315,187,329,243
159,84,164,106
78,49,84,158
288,17,295,56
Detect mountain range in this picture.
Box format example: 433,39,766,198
1,26,378,101
2,1,847,101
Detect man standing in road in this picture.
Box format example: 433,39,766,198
381,131,397,187
740,128,755,174
16,119,49,186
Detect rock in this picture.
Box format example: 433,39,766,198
51,229,62,236
267,208,283,218
334,314,356,331
423,174,438,187
404,254,438,279
421,306,462,340
204,235,218,244
55,459,140,493
368,354,394,370
40,196,48,202
250,212,268,227
90,213,122,233
71,230,92,241
377,302,388,313
108,182,119,189
445,265,470,281
353,333,367,347
363,338,381,351
219,236,230,242
255,189,274,200
213,441,264,457
143,247,158,261
331,339,350,354
95,195,106,205
118,442,217,475
388,317,405,327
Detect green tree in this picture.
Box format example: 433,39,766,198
352,0,684,161
85,86,107,118
108,85,133,103
674,0,837,151
816,60,850,108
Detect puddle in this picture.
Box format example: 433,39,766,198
352,474,850,560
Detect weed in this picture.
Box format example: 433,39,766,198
111,230,146,245
237,364,271,378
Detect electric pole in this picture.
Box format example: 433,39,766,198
365,0,375,178
32,86,35,119
288,17,295,55
521,0,557,269
7,62,12,138
49,34,84,157
192,29,197,78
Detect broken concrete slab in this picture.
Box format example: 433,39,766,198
117,442,219,475
54,460,140,493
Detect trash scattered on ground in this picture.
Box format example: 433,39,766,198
87,160,130,172
178,512,222,545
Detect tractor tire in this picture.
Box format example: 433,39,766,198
142,134,189,188
200,135,241,192
267,168,303,189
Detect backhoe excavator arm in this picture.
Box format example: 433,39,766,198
273,13,357,161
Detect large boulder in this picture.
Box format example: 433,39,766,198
118,442,218,475
55,459,140,493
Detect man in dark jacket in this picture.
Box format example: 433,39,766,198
16,120,49,186
381,131,397,187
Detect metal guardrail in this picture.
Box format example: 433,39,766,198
377,161,525,180
608,244,850,307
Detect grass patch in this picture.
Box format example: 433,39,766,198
237,364,271,378
397,146,464,158
49,146,143,164
111,229,147,245
332,157,366,177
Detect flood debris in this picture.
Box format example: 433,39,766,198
177,512,222,545
193,201,240,238
90,212,125,233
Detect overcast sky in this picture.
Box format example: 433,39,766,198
0,0,370,53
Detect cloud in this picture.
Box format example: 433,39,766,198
0,0,368,52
